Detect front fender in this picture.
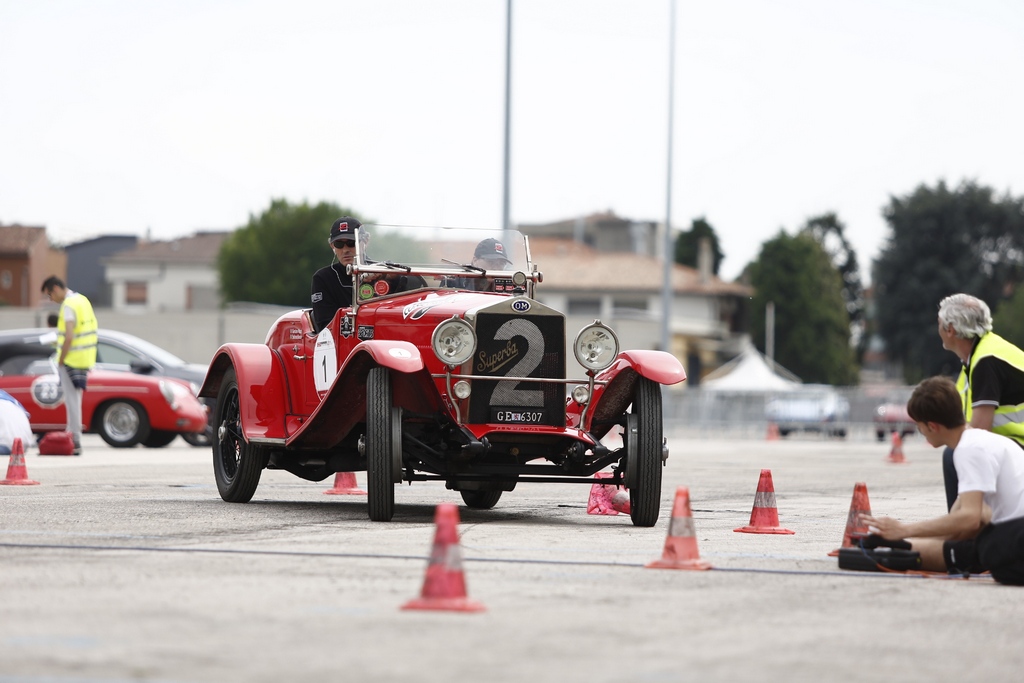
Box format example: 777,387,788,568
199,344,289,441
570,350,686,435
351,340,424,374
286,340,441,450
602,350,686,386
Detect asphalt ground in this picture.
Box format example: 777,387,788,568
1,431,1021,683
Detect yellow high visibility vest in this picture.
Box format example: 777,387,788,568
56,291,98,369
956,332,1024,446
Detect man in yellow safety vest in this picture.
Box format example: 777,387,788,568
41,276,98,455
938,293,1024,510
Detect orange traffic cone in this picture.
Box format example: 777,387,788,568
829,482,872,556
766,422,780,441
402,504,485,613
587,472,630,515
734,469,794,534
646,487,711,570
887,432,906,464
323,471,366,495
1,439,40,486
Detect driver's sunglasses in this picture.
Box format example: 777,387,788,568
332,239,356,249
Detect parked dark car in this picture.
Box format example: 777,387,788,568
0,328,212,446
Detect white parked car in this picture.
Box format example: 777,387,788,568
765,387,850,438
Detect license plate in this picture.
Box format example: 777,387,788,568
491,409,546,424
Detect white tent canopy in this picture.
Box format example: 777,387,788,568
701,344,800,392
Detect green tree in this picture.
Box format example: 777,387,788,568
993,286,1024,350
219,199,363,306
674,217,724,275
747,231,858,385
801,213,864,328
873,180,1024,381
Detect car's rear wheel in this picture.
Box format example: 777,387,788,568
366,367,399,521
213,367,267,503
96,399,150,448
461,490,502,509
628,377,663,528
142,429,177,448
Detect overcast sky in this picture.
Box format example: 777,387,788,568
2,0,1022,281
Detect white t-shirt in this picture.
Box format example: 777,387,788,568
954,428,1024,524
62,290,78,327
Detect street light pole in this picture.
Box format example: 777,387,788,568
502,0,513,235
660,0,677,353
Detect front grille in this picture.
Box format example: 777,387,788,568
467,309,565,427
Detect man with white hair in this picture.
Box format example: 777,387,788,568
938,293,1024,509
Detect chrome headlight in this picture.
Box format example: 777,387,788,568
432,317,477,366
571,384,590,405
158,380,179,410
453,380,472,399
573,321,619,372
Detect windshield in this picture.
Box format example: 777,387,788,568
354,225,529,272
347,226,532,302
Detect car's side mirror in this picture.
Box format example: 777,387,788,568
130,359,155,374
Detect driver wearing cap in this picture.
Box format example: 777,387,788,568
310,216,365,332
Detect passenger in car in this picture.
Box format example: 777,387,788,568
445,238,512,292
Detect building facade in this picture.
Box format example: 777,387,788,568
104,231,229,312
0,224,66,307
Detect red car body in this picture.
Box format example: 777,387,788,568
874,402,914,441
0,346,208,448
200,227,686,525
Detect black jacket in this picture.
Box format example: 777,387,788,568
310,263,352,332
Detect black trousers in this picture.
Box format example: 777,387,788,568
944,517,1024,585
942,446,958,512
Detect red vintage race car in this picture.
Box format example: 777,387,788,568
0,343,209,448
199,227,686,525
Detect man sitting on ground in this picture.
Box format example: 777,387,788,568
862,376,1024,584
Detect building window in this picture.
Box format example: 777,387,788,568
568,297,601,316
0,270,11,289
613,298,647,311
125,281,148,305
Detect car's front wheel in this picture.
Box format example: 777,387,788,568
627,377,664,528
96,399,150,448
366,367,400,521
213,367,267,502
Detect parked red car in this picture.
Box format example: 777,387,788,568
199,227,687,525
0,343,208,448
874,402,915,441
